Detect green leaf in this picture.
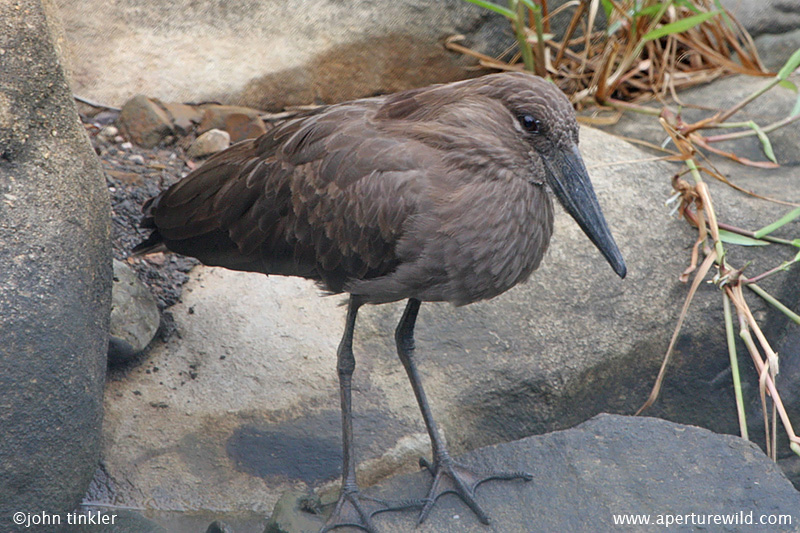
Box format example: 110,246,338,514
778,80,797,92
642,10,720,41
749,122,777,164
754,206,800,239
674,0,701,14
519,0,541,13
461,0,516,19
600,0,614,20
777,48,800,81
718,229,770,246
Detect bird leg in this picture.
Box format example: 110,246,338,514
395,298,533,525
321,295,422,533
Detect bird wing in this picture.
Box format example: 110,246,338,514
140,102,435,292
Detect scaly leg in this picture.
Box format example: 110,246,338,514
394,298,532,525
321,295,421,533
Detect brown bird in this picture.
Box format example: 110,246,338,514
134,71,626,532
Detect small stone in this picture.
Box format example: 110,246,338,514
109,259,160,365
264,490,325,533
120,141,133,151
100,125,119,138
224,112,268,143
128,154,145,165
197,104,263,134
159,101,204,135
117,94,175,148
113,135,124,143
188,129,230,158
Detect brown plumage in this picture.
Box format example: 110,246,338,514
135,72,625,532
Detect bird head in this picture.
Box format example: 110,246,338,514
481,73,627,279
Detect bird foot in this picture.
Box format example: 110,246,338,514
417,455,532,525
320,488,424,533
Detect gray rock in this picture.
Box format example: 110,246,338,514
117,95,174,148
281,414,800,532
0,0,111,525
188,129,231,158
99,116,800,519
109,259,160,365
755,28,800,72
720,0,800,38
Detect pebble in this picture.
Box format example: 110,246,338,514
120,141,133,151
129,154,145,165
187,129,231,158
100,125,119,138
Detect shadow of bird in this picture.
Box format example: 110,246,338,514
133,71,626,532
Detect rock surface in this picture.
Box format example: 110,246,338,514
720,0,800,37
100,118,800,522
279,415,800,532
54,0,510,108
109,259,160,365
0,0,111,524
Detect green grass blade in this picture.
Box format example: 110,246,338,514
519,0,541,13
674,0,701,14
718,229,770,246
753,206,800,239
462,0,516,19
636,3,665,18
792,91,800,117
642,10,720,41
600,0,614,20
777,48,800,81
748,283,800,325
778,80,797,92
713,0,735,32
723,294,748,440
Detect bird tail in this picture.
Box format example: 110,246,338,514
130,196,168,256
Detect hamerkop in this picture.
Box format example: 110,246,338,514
134,71,626,531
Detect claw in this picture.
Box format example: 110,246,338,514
320,489,424,533
417,455,532,525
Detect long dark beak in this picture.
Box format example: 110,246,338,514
543,144,626,278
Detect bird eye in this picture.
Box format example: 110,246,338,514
519,114,540,133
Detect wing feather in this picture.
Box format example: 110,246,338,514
140,100,435,293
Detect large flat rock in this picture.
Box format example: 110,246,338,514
283,414,800,532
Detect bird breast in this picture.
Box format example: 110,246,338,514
347,175,554,306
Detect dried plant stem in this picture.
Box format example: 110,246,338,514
636,249,718,415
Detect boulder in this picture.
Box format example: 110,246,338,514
100,116,800,523
0,0,111,523
275,415,800,532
